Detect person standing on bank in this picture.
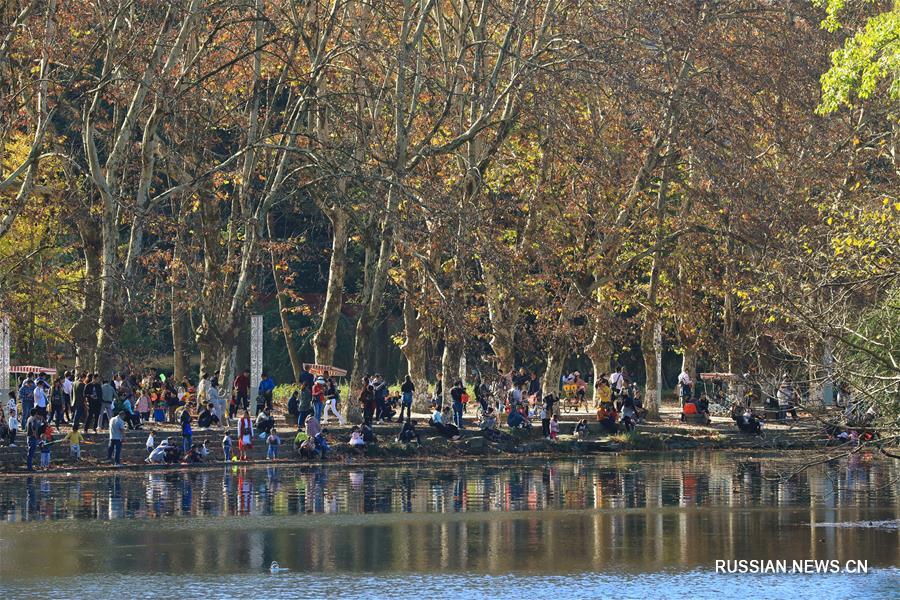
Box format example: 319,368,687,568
84,374,103,433
312,377,326,422
50,378,64,426
298,382,313,428
322,376,346,426
73,373,87,430
238,409,253,461
62,371,74,423
19,374,35,423
108,411,126,466
678,368,693,404
257,372,275,415
399,375,415,423
232,369,250,414
433,372,443,411
180,407,193,454
450,380,465,429
24,410,44,472
209,377,227,428
359,376,375,425
99,378,117,430
33,379,49,418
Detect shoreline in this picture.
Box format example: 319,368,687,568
0,422,879,479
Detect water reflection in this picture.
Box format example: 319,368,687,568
0,452,896,578
1,452,896,522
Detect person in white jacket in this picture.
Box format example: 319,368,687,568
208,381,228,428
322,378,346,426
678,369,693,403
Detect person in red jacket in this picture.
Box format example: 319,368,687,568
237,409,253,461
311,377,325,422
232,370,250,414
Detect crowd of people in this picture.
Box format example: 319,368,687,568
0,367,286,471
4,361,855,470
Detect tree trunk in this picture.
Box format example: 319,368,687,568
268,214,302,384
440,333,463,407
71,218,101,373
640,151,670,420
313,207,349,366
94,193,120,378
196,313,227,381
483,262,518,375
351,186,399,392
401,292,430,412
681,345,698,383
489,320,516,377
641,316,660,420
543,346,566,397
218,343,237,399
722,215,740,373
585,330,611,404
542,286,581,396
172,301,190,382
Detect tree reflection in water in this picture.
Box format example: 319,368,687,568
0,451,896,577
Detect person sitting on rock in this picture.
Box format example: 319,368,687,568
381,392,398,422
731,403,763,435
256,408,275,436
146,438,170,464
349,426,366,453
397,419,420,444
506,406,530,430
181,442,206,463
479,407,498,431
432,406,461,439
198,403,219,428
360,422,377,445
597,404,619,434
574,419,589,439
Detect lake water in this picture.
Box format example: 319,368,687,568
0,451,897,599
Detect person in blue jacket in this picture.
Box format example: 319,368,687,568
257,372,275,415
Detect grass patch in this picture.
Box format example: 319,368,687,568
609,431,666,450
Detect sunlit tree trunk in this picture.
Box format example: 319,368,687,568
71,217,101,373
543,287,581,396
641,317,661,419
640,154,671,420
351,185,400,392
313,206,349,366
400,269,430,411
171,305,190,383
268,214,302,384
585,328,611,404
441,334,463,406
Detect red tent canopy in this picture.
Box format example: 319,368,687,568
10,365,57,375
